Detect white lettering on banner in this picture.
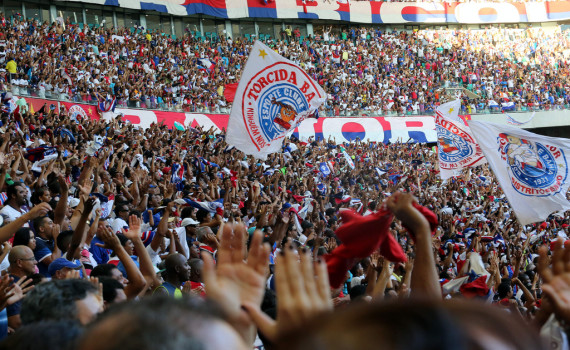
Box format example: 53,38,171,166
184,114,222,131
321,118,385,143
389,118,436,143
60,0,570,24
114,108,157,130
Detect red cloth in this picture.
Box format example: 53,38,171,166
292,195,305,203
325,203,438,288
224,83,239,103
460,276,489,298
189,281,206,297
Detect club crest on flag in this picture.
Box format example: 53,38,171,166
437,123,474,163
497,134,567,197
435,100,485,178
68,104,88,123
227,41,326,159
242,62,319,150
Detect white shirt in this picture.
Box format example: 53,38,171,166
111,217,129,234
0,204,28,225
174,227,190,259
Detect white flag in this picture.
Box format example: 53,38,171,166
435,100,486,179
226,41,326,160
342,150,355,169
469,120,570,225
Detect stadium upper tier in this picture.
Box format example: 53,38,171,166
2,1,570,117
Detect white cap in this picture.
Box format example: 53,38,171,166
181,218,199,227
68,197,81,208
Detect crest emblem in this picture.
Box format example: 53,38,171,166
497,133,567,197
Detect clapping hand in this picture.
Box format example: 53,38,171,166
0,276,34,309
243,245,333,342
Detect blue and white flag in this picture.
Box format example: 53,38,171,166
97,96,116,113
0,192,7,206
200,157,220,168
375,167,386,177
435,100,486,179
317,183,326,196
506,111,535,126
501,101,515,112
319,162,331,176
171,163,185,184
174,198,224,214
226,41,326,160
469,120,570,225
342,150,355,169
100,194,115,219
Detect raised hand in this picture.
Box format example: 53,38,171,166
124,215,142,241
1,242,11,256
538,239,570,324
26,202,52,220
83,197,96,215
65,270,81,280
95,226,121,251
51,223,61,239
87,276,103,300
243,246,332,342
201,223,270,344
57,174,69,193
0,275,34,309
203,233,219,249
77,183,92,198
385,192,430,234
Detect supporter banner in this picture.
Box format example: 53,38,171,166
435,100,486,179
226,41,326,159
65,0,570,24
59,101,101,122
469,120,570,225
20,97,438,144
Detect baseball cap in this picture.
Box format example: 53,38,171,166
5,174,14,186
68,197,81,208
48,258,81,276
181,218,199,227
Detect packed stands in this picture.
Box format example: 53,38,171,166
2,13,570,116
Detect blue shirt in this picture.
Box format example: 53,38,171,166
6,275,21,317
34,237,54,277
90,237,110,265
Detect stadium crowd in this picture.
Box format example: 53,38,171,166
0,93,565,349
0,15,569,117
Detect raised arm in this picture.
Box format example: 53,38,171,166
386,192,441,299
53,175,69,227
66,198,95,261
95,226,147,299
0,203,51,243
123,215,161,292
